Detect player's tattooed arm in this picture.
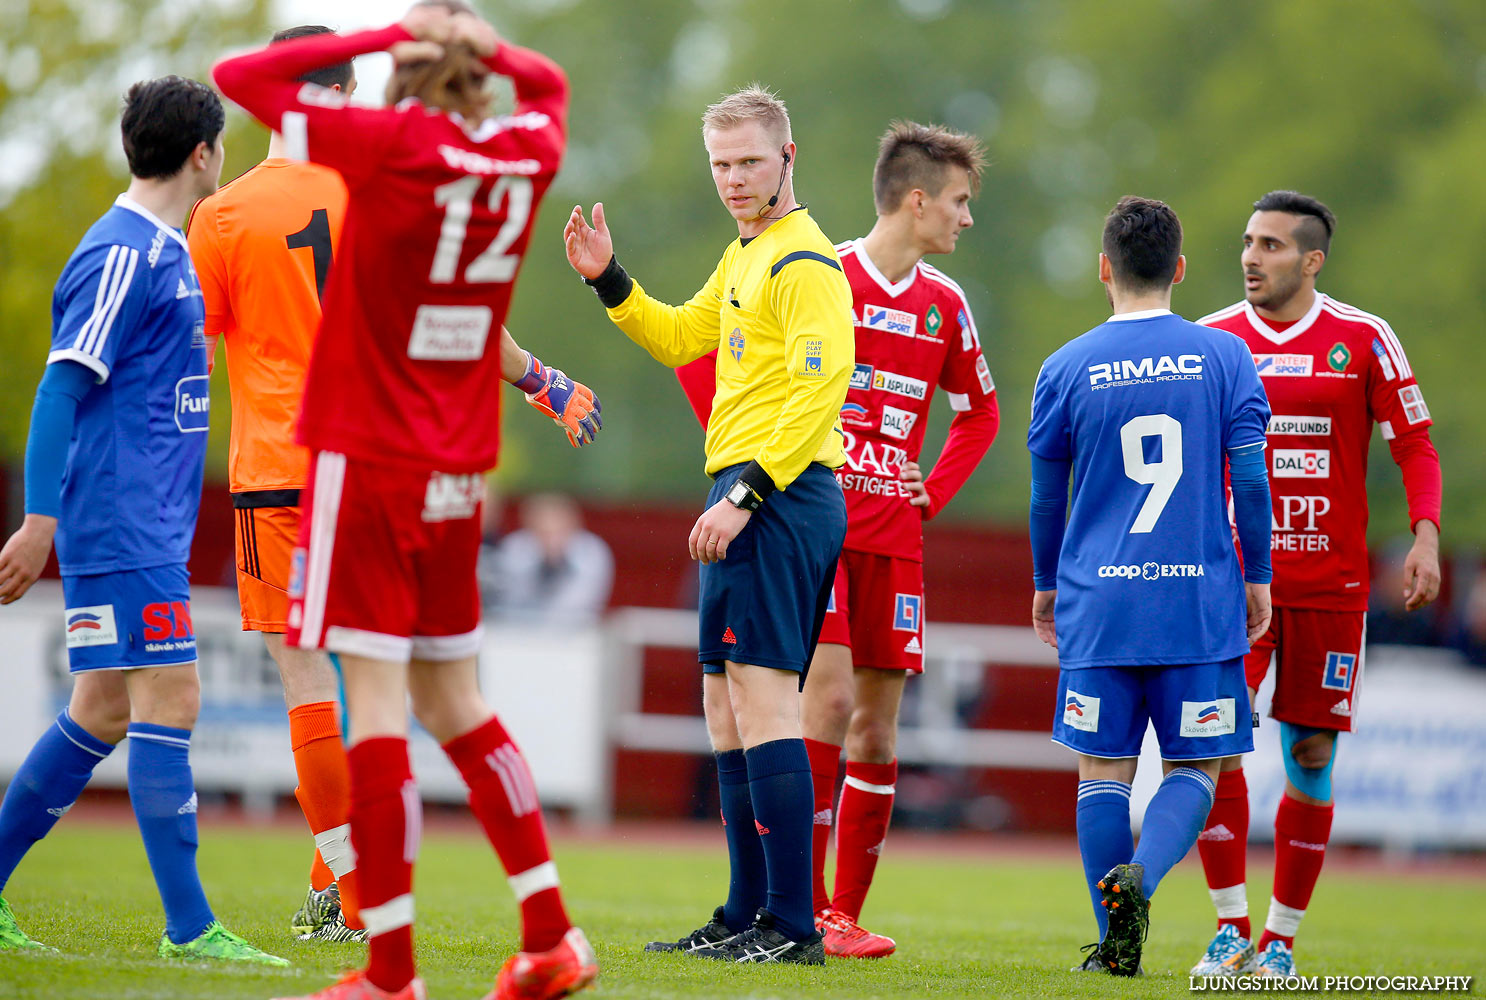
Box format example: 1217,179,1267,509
1402,519,1441,611
1032,589,1057,649
1244,582,1272,646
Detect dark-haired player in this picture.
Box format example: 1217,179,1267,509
189,24,367,944
214,4,599,998
0,76,285,966
1028,196,1273,976
674,120,999,958
1190,192,1442,980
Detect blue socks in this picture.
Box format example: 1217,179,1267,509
0,711,114,892
127,723,214,944
745,739,815,941
716,749,765,933
1076,779,1133,939
1131,766,1217,898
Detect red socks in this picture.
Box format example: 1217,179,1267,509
1198,767,1250,939
804,739,841,914
832,758,896,921
444,715,571,953
288,701,361,929
1260,793,1333,951
348,738,419,992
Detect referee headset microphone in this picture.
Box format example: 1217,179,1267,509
755,146,792,220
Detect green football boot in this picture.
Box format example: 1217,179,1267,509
158,920,289,967
0,897,54,951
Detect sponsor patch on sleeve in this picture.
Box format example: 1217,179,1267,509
1397,384,1430,424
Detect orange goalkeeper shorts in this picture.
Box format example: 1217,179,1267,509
233,492,302,633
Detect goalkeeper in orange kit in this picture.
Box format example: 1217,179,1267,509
188,23,598,945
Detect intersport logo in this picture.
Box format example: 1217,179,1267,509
1099,562,1206,581
1087,354,1203,389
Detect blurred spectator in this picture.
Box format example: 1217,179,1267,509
1449,566,1486,667
1366,538,1444,646
480,493,613,624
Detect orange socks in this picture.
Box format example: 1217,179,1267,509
288,700,362,929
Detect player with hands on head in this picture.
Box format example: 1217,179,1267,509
0,76,285,968
568,85,854,965
1027,196,1272,977
1189,192,1443,981
669,120,1000,958
213,3,597,998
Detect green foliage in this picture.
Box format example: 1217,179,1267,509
1,823,1479,998
6,0,1483,541
0,0,277,465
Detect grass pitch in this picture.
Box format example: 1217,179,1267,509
0,819,1479,999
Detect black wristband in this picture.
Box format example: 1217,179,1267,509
737,460,778,505
584,255,634,309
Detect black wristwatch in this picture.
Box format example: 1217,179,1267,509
724,480,763,512
724,460,778,512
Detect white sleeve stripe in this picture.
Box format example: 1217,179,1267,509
947,391,971,411
1381,325,1411,379
80,245,128,355
74,245,120,354
1325,300,1412,379
88,248,138,361
76,246,138,359
1195,302,1246,326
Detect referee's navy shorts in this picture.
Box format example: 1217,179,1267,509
699,462,847,679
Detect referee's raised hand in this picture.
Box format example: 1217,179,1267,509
564,203,613,281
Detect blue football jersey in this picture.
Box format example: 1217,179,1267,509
46,195,210,576
1027,310,1269,668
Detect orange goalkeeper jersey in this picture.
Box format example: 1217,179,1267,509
188,159,348,494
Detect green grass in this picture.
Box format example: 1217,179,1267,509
0,821,1479,999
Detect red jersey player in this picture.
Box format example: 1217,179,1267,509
1191,191,1442,980
213,5,601,1000
676,122,999,957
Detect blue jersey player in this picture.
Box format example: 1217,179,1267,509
1026,197,1273,977
0,77,283,966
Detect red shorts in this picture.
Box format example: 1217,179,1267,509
1244,607,1364,732
287,451,484,663
816,549,924,673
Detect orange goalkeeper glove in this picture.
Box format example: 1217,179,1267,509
513,354,602,447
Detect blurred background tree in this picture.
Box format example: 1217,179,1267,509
4,0,1483,544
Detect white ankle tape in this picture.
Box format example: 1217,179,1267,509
508,860,560,902
1265,896,1305,937
361,893,414,936
1209,883,1249,919
313,823,356,878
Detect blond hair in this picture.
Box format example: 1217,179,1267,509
873,120,986,214
701,84,792,145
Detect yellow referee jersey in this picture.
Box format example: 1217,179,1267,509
607,207,854,488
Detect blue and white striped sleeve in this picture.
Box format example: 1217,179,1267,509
48,243,146,384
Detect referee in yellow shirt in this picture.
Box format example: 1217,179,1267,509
566,85,852,964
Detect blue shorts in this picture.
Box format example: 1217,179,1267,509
699,463,846,677
61,564,197,673
1052,658,1254,760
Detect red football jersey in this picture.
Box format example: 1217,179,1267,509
1200,294,1433,610
834,239,998,560
214,27,567,473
